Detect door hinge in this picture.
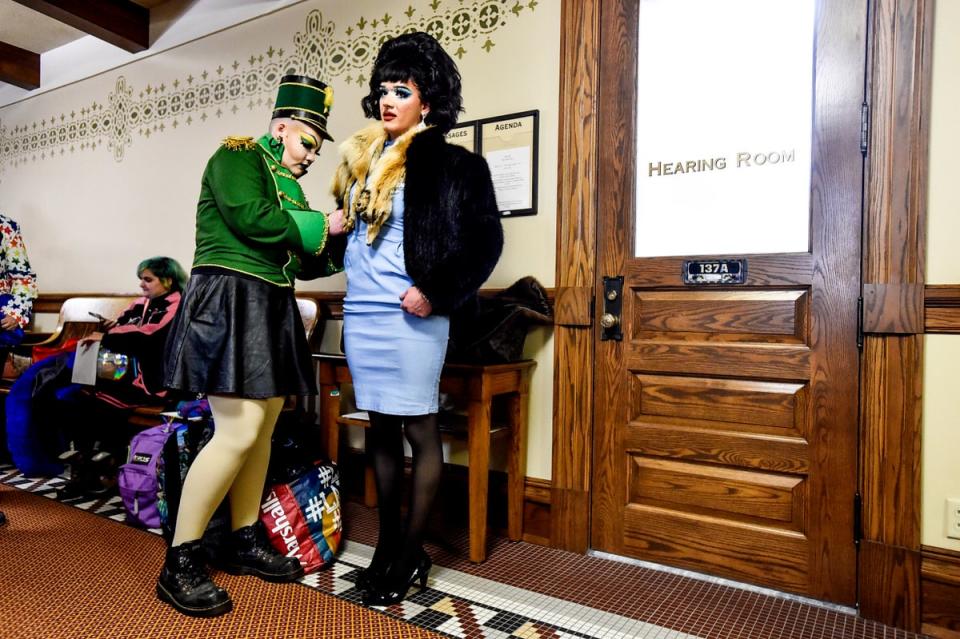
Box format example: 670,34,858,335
854,492,863,545
856,296,864,350
860,102,869,156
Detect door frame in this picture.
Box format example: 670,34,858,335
550,0,932,630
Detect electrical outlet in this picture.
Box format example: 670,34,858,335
947,498,960,540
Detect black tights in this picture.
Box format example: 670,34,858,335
366,411,443,580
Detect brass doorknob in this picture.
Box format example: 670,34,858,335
600,313,619,329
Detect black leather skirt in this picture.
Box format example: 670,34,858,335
162,269,316,398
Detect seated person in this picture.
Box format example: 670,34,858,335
84,256,186,407
4,257,186,492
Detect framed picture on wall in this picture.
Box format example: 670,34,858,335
478,110,539,218
445,120,478,152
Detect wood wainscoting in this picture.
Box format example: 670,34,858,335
522,477,553,546
33,288,554,326
922,546,960,638
925,286,960,334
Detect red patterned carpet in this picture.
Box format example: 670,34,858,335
0,484,443,639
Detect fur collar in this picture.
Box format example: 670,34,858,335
330,121,429,244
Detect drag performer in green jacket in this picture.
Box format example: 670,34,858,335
158,75,346,618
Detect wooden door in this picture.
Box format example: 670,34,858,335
590,0,865,604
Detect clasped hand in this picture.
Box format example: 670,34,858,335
324,208,429,317
400,287,432,318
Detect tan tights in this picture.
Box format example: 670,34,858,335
171,395,285,546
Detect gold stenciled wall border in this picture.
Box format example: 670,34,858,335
0,0,539,170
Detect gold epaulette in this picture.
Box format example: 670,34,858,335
222,136,256,151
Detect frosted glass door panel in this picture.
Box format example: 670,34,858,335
635,0,815,257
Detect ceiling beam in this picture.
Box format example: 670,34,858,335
0,40,41,90
11,0,149,53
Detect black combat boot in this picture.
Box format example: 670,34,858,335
217,522,304,583
156,540,233,617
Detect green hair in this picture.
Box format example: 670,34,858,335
137,256,187,292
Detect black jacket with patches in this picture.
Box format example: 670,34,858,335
402,127,503,315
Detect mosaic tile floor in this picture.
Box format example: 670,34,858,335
0,464,927,639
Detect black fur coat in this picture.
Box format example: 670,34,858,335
402,128,503,314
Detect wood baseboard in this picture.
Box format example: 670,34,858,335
522,477,552,546
859,540,922,631
922,545,960,636
925,286,960,334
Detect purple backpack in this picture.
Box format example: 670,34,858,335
118,421,174,529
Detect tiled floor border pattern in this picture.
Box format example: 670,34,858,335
0,465,698,639
1,465,927,639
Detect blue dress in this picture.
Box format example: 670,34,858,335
343,181,450,415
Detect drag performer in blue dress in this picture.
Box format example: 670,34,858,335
331,32,503,606
344,182,450,415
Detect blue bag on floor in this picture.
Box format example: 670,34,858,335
4,353,73,477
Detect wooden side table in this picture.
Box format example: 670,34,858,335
314,354,535,563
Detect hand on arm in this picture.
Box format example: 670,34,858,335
0,314,17,330
327,209,346,236
399,287,432,318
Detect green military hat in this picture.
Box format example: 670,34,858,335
273,74,334,141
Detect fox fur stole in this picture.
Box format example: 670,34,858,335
329,121,428,245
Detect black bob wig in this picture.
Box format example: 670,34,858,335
361,32,463,134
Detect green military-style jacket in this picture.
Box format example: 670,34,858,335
192,134,342,286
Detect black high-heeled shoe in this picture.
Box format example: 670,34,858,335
356,547,429,593
361,552,432,606
355,562,388,593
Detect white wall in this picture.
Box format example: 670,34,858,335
923,0,960,552
0,0,560,479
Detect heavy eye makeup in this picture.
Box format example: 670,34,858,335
299,133,318,150
377,85,414,100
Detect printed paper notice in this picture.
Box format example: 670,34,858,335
485,146,531,212
71,340,100,385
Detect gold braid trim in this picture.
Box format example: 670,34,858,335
278,190,309,210
271,165,297,180
313,213,330,257
222,136,256,151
